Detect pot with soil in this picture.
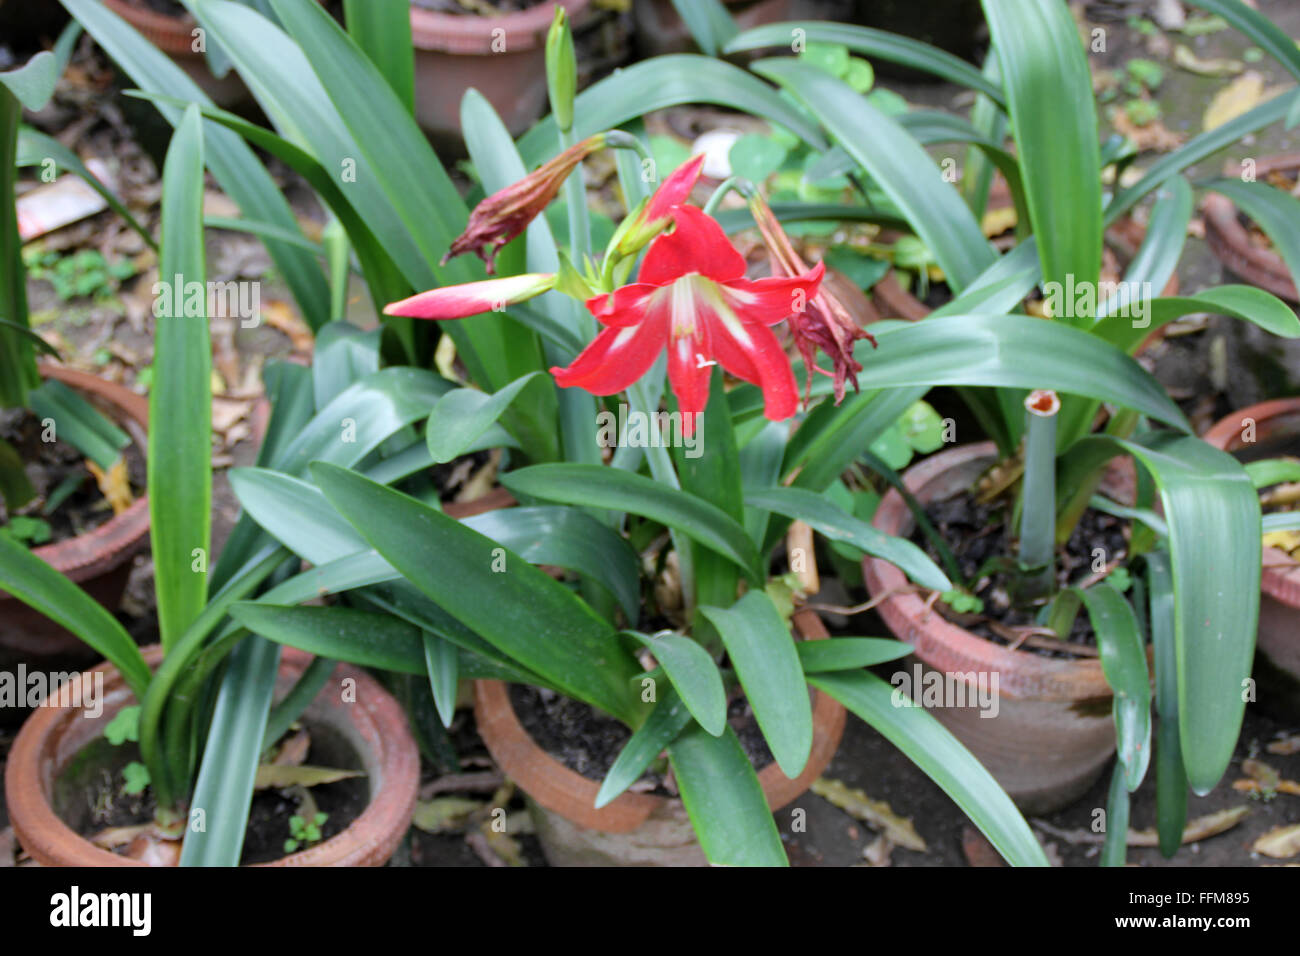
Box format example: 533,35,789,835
862,442,1128,814
5,644,419,866
0,364,150,673
410,0,590,144
472,609,846,866
102,0,253,108
1202,398,1300,720
1203,154,1300,303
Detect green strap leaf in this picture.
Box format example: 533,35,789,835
502,464,761,581
1070,583,1151,791
518,55,828,165
1146,551,1188,858
150,105,211,652
699,590,812,779
666,722,787,866
626,630,727,737
753,57,993,293
311,462,641,723
0,51,57,110
725,21,1005,105
747,485,951,591
312,320,381,412
0,533,151,701
28,378,129,472
1094,285,1300,355
595,687,693,809
810,669,1048,866
342,0,415,114
796,637,912,674
427,372,547,465
985,0,1101,317
1073,433,1259,793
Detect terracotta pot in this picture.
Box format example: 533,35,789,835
0,365,151,670
410,0,590,144
1203,154,1300,303
5,645,419,866
473,608,846,865
862,442,1117,814
102,0,253,108
1202,398,1300,719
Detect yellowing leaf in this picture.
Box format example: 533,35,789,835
253,764,365,790
1254,823,1300,859
1203,73,1265,131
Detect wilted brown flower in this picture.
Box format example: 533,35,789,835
748,193,876,405
443,133,606,274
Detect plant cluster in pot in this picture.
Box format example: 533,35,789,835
0,52,158,675
800,0,1300,858
1202,399,1300,722
2,107,419,867
217,11,1048,868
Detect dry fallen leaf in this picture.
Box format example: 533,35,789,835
1254,823,1300,859
862,834,894,867
1173,44,1243,77
86,456,134,515
1203,72,1265,131
1113,108,1185,152
412,797,483,834
811,776,927,851
1267,733,1300,756
253,764,365,790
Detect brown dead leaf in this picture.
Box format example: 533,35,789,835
1113,108,1185,152
862,834,894,866
1267,733,1300,756
962,826,1007,867
253,764,365,790
260,299,315,354
811,777,926,851
1254,823,1300,859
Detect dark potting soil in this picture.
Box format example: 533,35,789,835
0,406,144,545
54,722,369,865
913,492,1129,655
411,0,550,14
509,683,775,789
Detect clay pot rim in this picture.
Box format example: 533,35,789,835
102,0,202,54
862,441,1112,701
410,0,589,55
26,363,151,584
4,645,419,867
473,608,846,834
1202,153,1300,303
1202,397,1300,607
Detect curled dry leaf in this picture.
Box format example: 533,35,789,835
252,764,365,790
810,777,927,852
1254,823,1300,859
1266,733,1300,756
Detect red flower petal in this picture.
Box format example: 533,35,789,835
706,310,798,423
644,153,705,222
586,282,660,328
639,206,747,287
717,260,825,326
666,325,712,436
551,308,668,395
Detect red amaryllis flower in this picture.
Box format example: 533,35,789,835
749,194,875,404
443,134,605,274
551,205,824,434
